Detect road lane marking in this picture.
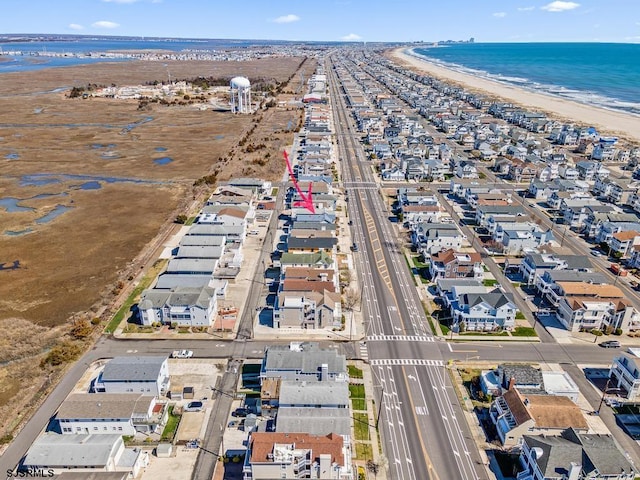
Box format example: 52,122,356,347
370,359,444,366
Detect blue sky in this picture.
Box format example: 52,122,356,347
1,0,639,43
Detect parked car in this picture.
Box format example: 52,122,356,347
599,340,621,348
184,401,204,412
350,242,358,252
590,250,602,257
232,408,251,417
172,350,193,358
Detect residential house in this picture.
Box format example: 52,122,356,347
55,394,165,436
92,356,170,397
260,343,348,383
495,364,544,393
411,223,464,256
520,254,593,286
518,428,636,480
609,230,640,258
279,252,333,270
450,290,518,332
501,227,554,255
593,177,639,205
476,205,526,228
610,353,640,400
243,432,352,480
489,388,588,447
455,160,479,179
138,285,217,327
274,290,341,329
21,433,149,477
287,236,337,253
556,283,640,332
428,249,483,281
535,270,608,303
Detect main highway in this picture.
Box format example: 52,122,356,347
327,54,485,480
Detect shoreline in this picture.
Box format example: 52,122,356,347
389,47,640,144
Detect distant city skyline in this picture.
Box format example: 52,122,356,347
1,0,639,43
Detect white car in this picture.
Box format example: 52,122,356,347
172,350,193,358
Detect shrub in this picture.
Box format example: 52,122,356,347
175,214,188,224
70,319,93,339
40,341,84,368
614,328,623,336
591,329,603,337
90,317,102,326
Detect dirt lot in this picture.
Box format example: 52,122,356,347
0,55,316,439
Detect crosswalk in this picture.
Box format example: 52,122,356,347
358,341,368,360
370,359,444,367
366,334,435,342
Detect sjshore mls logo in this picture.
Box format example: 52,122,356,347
6,468,55,478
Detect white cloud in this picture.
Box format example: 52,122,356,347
272,14,300,24
341,33,362,41
517,6,535,11
102,0,140,3
92,20,120,29
541,1,580,12
493,12,507,18
68,23,85,30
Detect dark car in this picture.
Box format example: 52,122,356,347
599,340,621,348
351,242,358,252
348,220,353,226
232,408,251,417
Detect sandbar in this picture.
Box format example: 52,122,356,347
390,48,640,144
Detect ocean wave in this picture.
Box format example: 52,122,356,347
407,48,640,117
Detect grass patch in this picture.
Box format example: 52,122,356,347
515,311,526,320
352,398,367,411
412,256,428,268
160,406,181,442
461,330,509,336
458,367,482,383
426,315,437,335
440,321,450,335
104,259,168,334
482,279,499,287
271,187,279,196
349,384,365,399
355,443,373,460
348,365,363,379
513,326,537,337
353,412,370,441
185,216,196,226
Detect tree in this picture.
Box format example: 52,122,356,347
366,460,380,477
343,288,360,313
175,214,188,224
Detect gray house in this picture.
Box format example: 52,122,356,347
260,343,348,383
519,428,636,480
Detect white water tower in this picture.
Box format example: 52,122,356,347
230,76,251,114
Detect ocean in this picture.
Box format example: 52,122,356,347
411,43,640,116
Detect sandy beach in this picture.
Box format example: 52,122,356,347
390,48,640,144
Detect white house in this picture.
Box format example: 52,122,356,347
56,394,165,435
92,356,170,397
610,353,640,401
21,433,149,477
138,285,217,327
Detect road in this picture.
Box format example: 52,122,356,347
329,54,484,480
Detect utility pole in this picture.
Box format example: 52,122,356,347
375,386,385,429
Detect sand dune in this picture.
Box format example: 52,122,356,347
390,48,640,144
